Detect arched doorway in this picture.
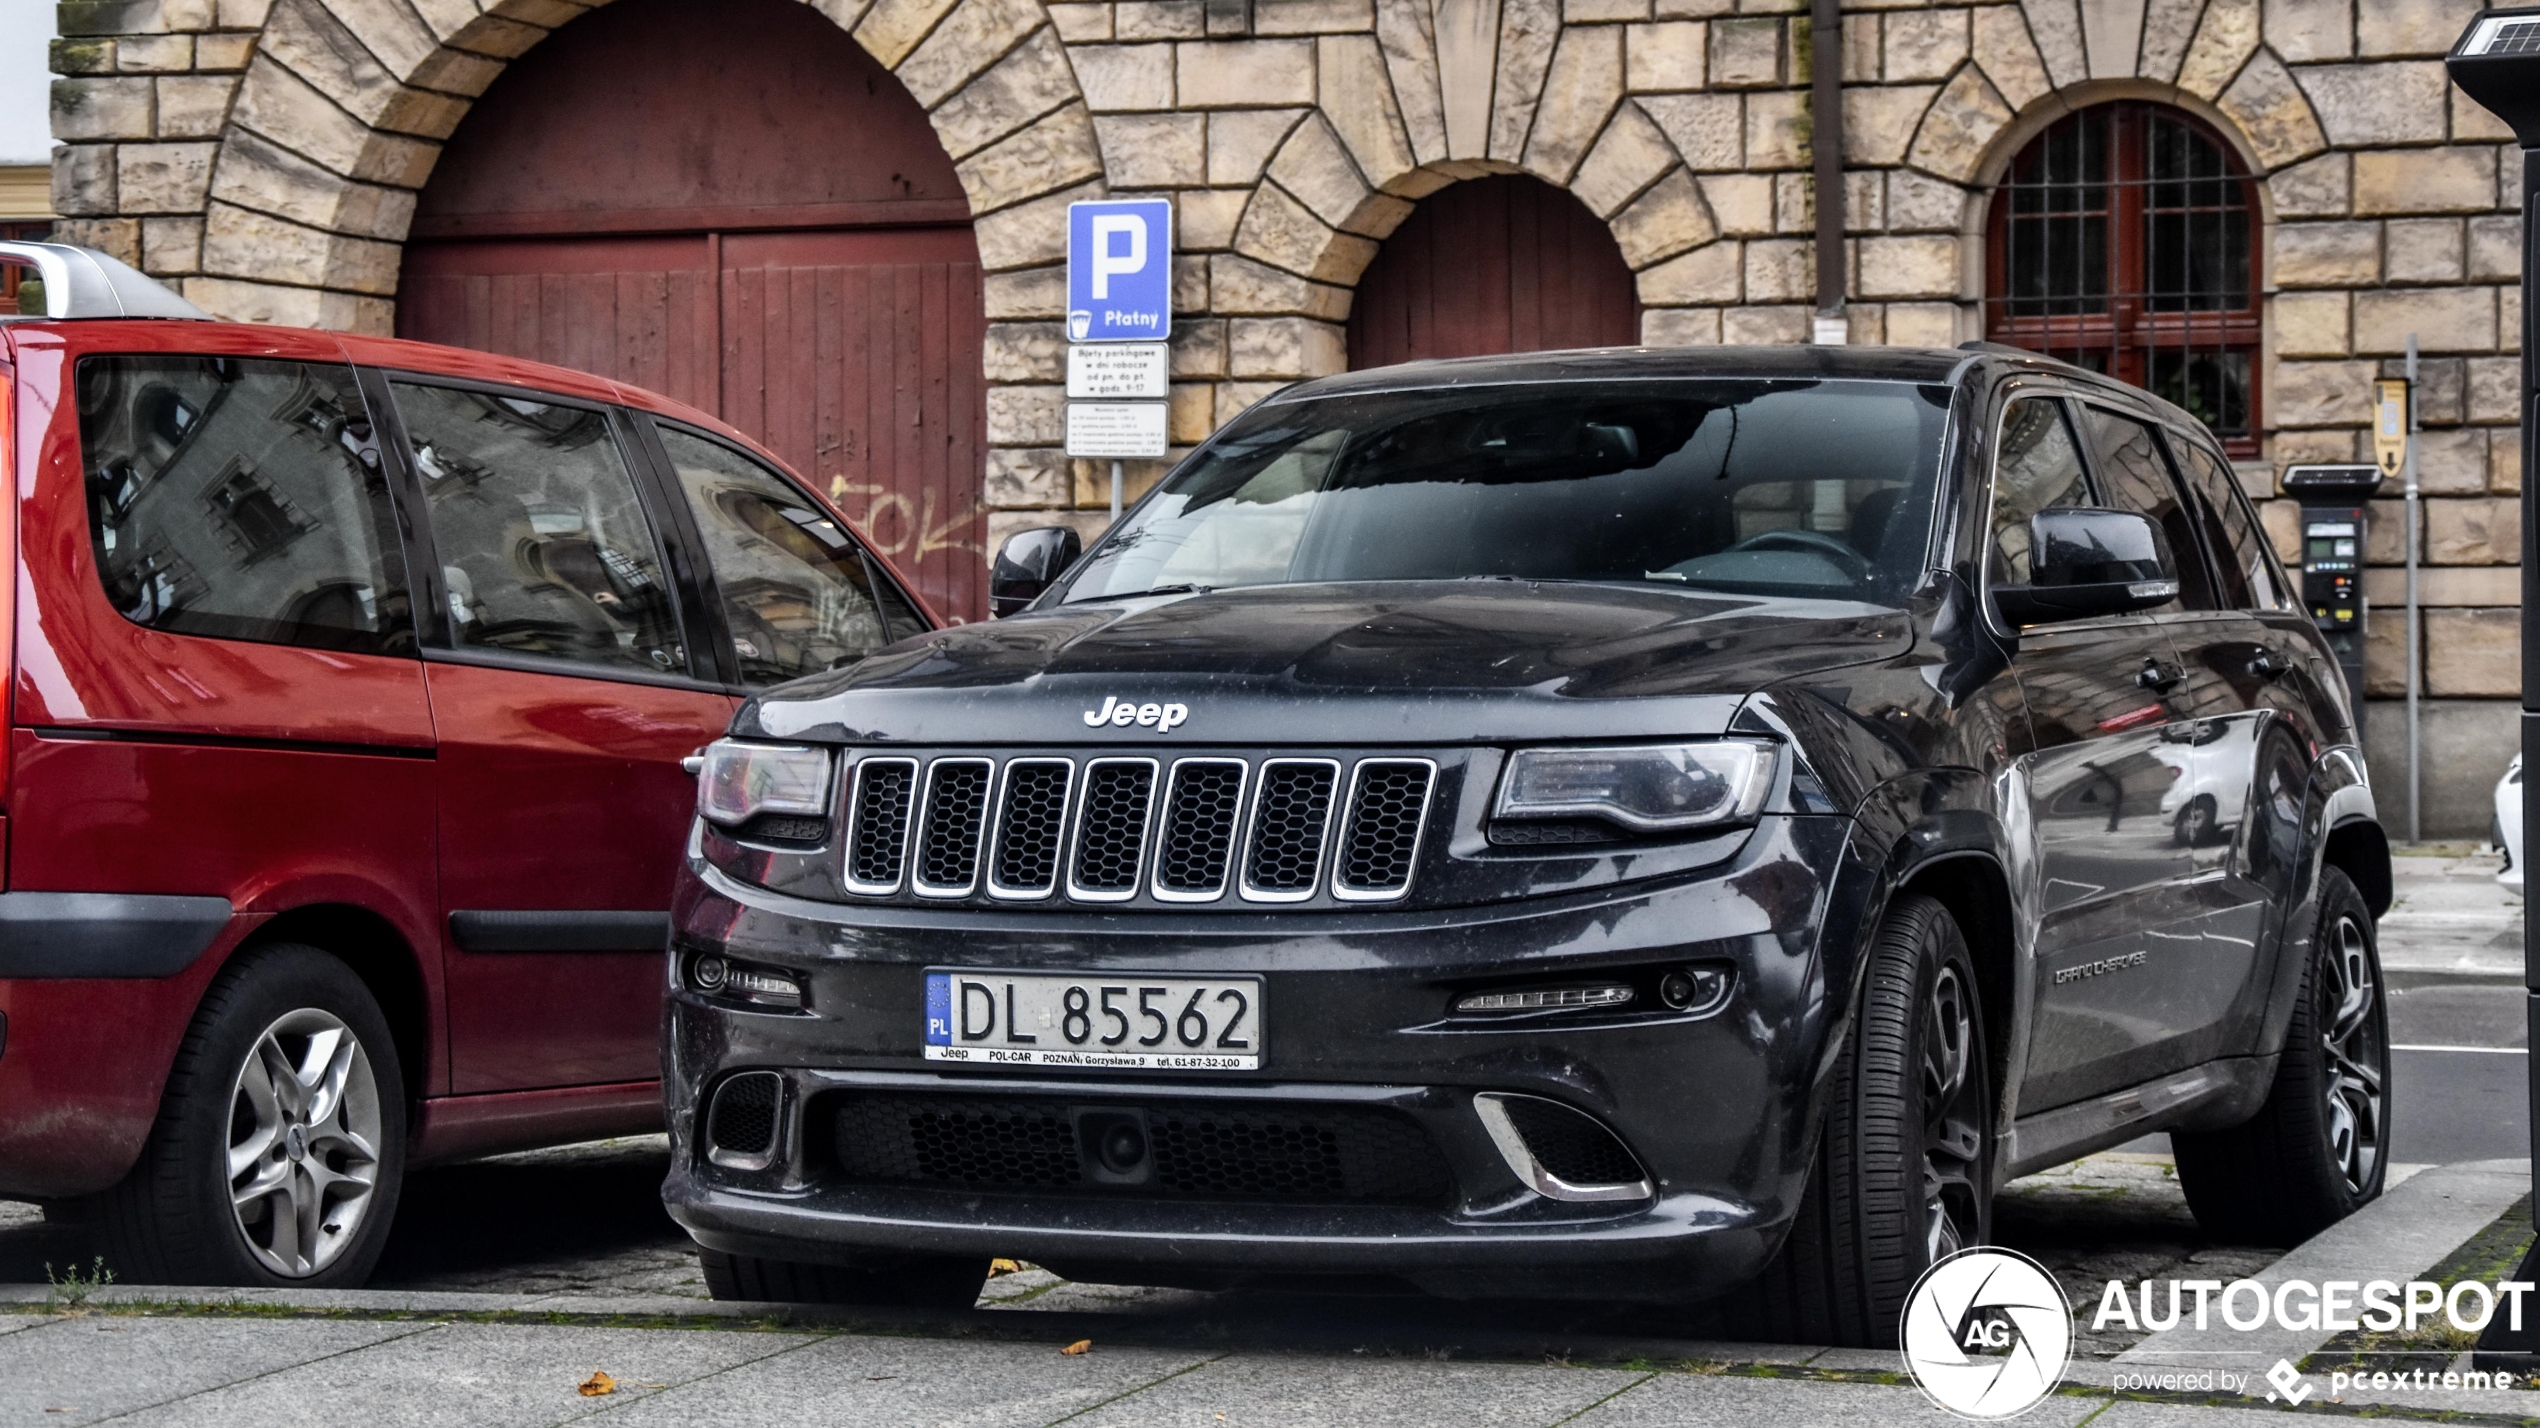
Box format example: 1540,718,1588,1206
1346,175,1640,370
397,0,989,618
1983,102,2261,455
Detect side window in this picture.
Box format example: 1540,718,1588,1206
656,426,905,686
392,381,685,675
2172,435,2288,612
2079,406,2210,614
1987,398,2091,589
76,356,412,654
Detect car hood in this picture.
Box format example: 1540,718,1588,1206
739,581,1913,747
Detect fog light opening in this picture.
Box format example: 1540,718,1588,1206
1658,965,1732,1014
1454,983,1634,1015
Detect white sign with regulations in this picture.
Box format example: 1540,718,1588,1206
1067,342,1169,399
1066,401,1169,458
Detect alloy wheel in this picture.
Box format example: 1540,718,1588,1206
2317,914,2387,1197
1920,963,1986,1261
225,1008,385,1278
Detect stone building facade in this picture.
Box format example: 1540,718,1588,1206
43,0,2526,829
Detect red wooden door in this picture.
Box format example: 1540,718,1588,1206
718,230,987,615
398,232,989,620
393,0,988,620
1348,175,1641,370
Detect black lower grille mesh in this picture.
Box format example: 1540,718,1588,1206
1501,1097,1646,1189
848,760,915,889
1338,762,1432,894
708,1072,782,1156
836,1097,1081,1188
832,1095,1450,1205
1246,762,1337,893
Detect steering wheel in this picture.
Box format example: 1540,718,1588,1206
1718,528,1875,583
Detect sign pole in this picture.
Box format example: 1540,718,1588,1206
1111,460,1123,522
2449,6,2540,1370
2406,335,2422,844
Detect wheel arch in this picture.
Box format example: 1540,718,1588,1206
1886,848,2019,1133
238,904,433,1108
2323,817,2392,919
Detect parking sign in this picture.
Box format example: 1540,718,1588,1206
1067,199,1172,342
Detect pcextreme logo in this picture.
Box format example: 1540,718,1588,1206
1900,1247,2074,1419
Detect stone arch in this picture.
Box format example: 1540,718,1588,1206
1347,173,1640,369
191,0,1098,330
1219,92,1725,367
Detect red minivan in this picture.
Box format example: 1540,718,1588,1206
0,243,934,1285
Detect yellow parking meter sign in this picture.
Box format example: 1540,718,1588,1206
2374,378,2409,477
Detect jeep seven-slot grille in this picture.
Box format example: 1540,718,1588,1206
840,753,1433,904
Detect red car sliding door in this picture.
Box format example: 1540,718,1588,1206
383,376,732,1094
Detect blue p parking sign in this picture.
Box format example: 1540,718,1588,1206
1067,199,1172,342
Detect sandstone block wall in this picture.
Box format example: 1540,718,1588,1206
44,0,2529,825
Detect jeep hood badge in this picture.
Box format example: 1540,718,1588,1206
1085,696,1190,731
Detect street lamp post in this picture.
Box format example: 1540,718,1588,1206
2448,6,2540,1370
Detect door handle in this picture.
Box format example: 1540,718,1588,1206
2247,652,2289,682
2137,659,2183,693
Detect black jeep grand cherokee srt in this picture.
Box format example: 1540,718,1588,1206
663,345,2392,1345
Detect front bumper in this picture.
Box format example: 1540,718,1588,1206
662,813,1867,1300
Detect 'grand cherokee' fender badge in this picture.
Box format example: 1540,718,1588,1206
1084,696,1190,731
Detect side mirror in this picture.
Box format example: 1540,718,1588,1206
989,526,1082,617
1993,508,2180,627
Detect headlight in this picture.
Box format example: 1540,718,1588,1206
696,739,834,826
1495,740,1776,832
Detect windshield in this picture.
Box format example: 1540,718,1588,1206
1056,378,1952,607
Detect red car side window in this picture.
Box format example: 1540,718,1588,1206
76,355,412,654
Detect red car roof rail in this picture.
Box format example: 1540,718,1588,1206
0,242,210,321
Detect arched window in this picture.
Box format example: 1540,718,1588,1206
1984,103,2260,453
1348,175,1639,369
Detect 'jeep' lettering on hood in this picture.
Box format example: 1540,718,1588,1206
1085,697,1189,731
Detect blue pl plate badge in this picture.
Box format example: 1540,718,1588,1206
924,972,952,1047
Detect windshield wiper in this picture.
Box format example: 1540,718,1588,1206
1078,583,1214,601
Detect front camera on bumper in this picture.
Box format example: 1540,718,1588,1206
696,739,835,827
1494,740,1775,834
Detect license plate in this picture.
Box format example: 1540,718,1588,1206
923,971,1264,1071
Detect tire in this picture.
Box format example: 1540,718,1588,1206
1748,894,1993,1348
2173,865,2390,1246
87,943,406,1287
2175,795,2219,848
698,1247,990,1309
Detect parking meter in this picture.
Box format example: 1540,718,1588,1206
2281,464,2381,726
2449,6,2540,1371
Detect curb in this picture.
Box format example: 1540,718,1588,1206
2115,1157,2532,1369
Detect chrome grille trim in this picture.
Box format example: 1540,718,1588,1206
842,757,919,896
910,757,994,898
1151,758,1250,903
986,758,1074,900
1065,757,1161,903
1332,758,1438,902
1238,758,1343,904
